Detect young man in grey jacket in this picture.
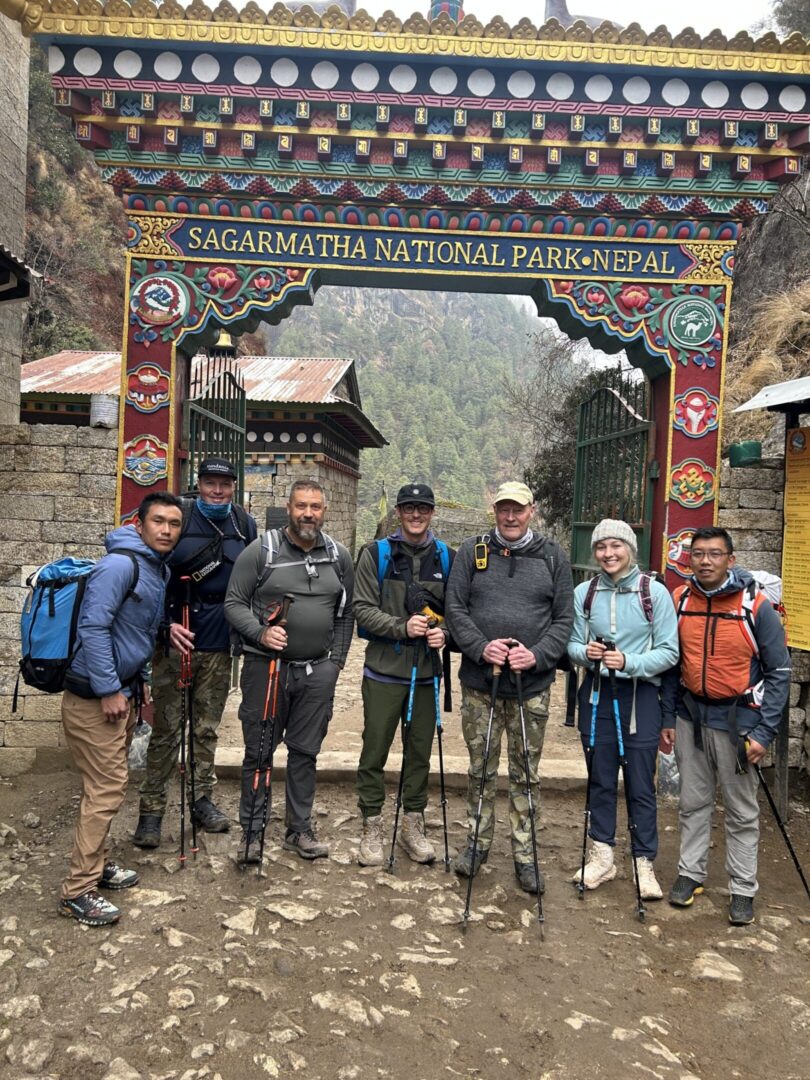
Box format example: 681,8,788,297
445,482,574,894
225,480,354,862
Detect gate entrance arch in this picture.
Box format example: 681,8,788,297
6,0,808,582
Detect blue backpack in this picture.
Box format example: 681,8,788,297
357,537,451,643
16,554,139,703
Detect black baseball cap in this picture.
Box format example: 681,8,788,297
198,457,237,479
395,483,435,507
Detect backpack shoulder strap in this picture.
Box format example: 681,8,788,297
435,539,450,580
256,528,282,590
675,584,691,619
180,497,195,535
321,532,347,617
232,504,250,539
374,538,391,589
639,572,654,625
110,551,141,603
582,576,599,619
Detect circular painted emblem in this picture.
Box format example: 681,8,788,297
131,275,188,328
789,430,806,455
126,363,170,414
674,387,719,439
123,435,169,486
666,529,694,579
667,298,717,349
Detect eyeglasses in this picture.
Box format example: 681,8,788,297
690,549,731,561
399,503,432,515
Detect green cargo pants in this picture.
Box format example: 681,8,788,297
461,684,550,865
139,649,231,815
356,677,438,817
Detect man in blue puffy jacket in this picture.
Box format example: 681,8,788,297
59,491,183,927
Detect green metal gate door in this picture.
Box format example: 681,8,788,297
570,368,655,583
183,350,247,499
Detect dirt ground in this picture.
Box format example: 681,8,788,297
1,759,809,1080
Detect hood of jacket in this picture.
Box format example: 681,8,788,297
689,567,755,599
105,524,170,567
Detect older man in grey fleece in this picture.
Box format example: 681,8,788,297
445,482,574,894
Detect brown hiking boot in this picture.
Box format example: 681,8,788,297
359,814,384,866
398,812,435,864
283,828,329,860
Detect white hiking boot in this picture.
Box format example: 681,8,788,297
399,812,436,864
634,856,663,900
571,840,617,890
359,814,384,866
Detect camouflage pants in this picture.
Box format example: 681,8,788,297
461,684,549,864
139,649,231,815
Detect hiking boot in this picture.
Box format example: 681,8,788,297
99,861,139,890
191,796,230,833
359,814,384,867
453,842,489,878
398,812,435,864
571,840,617,891
239,831,263,865
59,890,120,927
132,813,162,849
729,894,755,926
633,857,663,901
515,861,545,895
283,828,329,860
668,874,704,907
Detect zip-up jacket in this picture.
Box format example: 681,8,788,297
445,532,574,699
568,566,679,684
354,532,454,682
663,568,790,748
68,526,171,698
224,528,354,666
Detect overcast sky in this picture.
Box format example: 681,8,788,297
379,0,774,38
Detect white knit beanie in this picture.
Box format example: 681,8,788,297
590,518,638,559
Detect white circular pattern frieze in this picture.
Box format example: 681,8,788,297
279,432,291,443
296,433,307,444
74,47,102,77
191,53,220,84
389,64,417,93
312,61,339,90
467,68,495,97
584,75,612,102
114,50,142,79
740,82,768,110
352,63,380,91
234,56,262,86
779,84,807,112
508,70,536,99
262,431,273,442
662,78,690,106
154,51,183,81
271,58,299,87
623,76,651,104
313,432,323,444
48,46,65,74
430,66,458,95
701,81,730,108
247,431,258,443
546,72,574,100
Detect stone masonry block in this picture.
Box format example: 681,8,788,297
41,520,109,546
0,747,36,776
775,493,783,511
786,737,803,768
732,552,781,575
717,509,783,531
62,544,106,560
0,585,25,613
0,494,55,521
78,473,117,500
4,721,61,747
0,541,55,568
71,448,117,474
76,427,119,449
12,445,66,472
725,466,784,490
729,532,783,552
790,682,800,707
0,425,30,445
20,695,63,721
790,651,810,683
0,519,42,542
789,708,806,738
0,446,13,470
7,472,79,495
718,487,739,509
738,489,777,510
54,495,116,523
0,611,23,638
29,425,80,447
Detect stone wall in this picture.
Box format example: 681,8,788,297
718,456,807,770
0,423,118,775
0,15,30,425
245,458,359,551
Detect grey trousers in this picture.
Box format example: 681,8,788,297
238,654,339,835
674,716,760,897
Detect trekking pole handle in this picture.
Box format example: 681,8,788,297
180,574,193,611
595,636,619,693
279,593,295,625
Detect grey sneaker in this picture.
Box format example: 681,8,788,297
515,861,545,895
398,812,436,864
359,814,384,867
283,829,329,860
668,874,704,907
99,861,139,890
453,842,489,878
59,890,120,927
132,813,162,849
729,894,755,925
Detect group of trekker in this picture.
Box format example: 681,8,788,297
55,465,791,931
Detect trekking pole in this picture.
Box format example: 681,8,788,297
576,683,599,899
463,663,501,925
749,747,810,905
600,638,645,921
514,669,544,935
430,642,451,872
243,593,294,872
180,577,198,860
387,646,420,873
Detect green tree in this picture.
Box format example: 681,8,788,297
769,0,810,35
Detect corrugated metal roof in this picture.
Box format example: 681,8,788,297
21,351,355,404
734,376,810,413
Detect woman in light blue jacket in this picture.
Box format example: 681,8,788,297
568,519,678,900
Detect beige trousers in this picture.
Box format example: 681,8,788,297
60,691,135,900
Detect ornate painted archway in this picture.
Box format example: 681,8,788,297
5,0,808,580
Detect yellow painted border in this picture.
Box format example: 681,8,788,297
36,17,810,77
